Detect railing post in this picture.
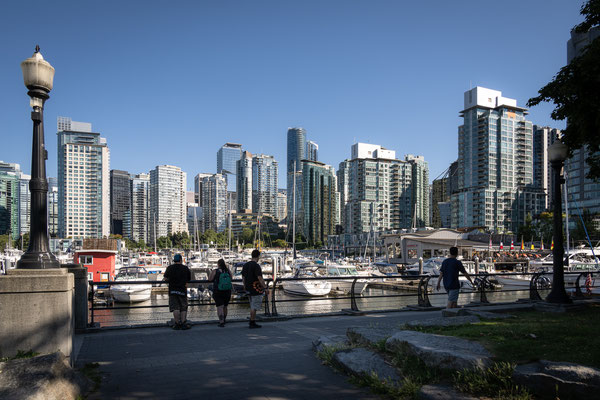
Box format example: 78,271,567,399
350,278,359,311
417,276,432,308
474,256,479,275
263,279,271,317
478,273,489,303
418,257,423,275
574,272,585,298
271,279,278,316
529,272,543,301
89,281,95,327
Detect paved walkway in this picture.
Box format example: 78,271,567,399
74,310,445,400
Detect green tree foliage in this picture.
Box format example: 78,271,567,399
156,236,172,249
168,231,190,249
240,227,254,244
517,214,535,243
272,239,288,248
527,0,600,180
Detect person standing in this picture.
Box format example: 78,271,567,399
436,247,474,309
208,258,232,327
242,249,268,328
164,254,192,330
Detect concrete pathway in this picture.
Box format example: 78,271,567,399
74,310,444,400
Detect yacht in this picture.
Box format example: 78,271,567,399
282,264,331,296
110,267,152,303
317,264,369,294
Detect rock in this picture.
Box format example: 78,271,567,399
346,326,394,346
332,348,401,385
418,384,478,400
0,352,92,400
464,310,514,319
513,360,600,399
386,330,492,371
312,335,348,353
404,315,480,328
441,308,470,317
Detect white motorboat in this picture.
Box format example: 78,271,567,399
111,267,152,303
282,264,331,296
318,264,369,294
403,257,445,279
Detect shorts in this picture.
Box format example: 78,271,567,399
169,294,188,312
447,289,460,302
249,294,264,311
213,290,231,307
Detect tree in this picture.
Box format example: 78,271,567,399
517,213,535,242
240,227,254,244
527,0,600,180
157,236,172,249
571,209,600,243
273,239,288,248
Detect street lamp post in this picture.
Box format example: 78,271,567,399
545,140,571,303
16,46,59,269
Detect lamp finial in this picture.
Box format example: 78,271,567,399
35,44,40,53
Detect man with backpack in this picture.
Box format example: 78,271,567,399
164,253,192,330
208,259,232,327
242,249,268,329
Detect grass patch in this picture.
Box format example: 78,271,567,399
0,350,39,362
79,362,102,392
406,304,600,367
454,362,531,400
349,372,420,399
370,337,388,353
316,343,351,365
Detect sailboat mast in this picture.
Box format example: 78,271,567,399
228,192,232,252
292,160,297,259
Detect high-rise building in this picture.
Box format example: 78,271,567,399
187,203,203,238
0,161,20,239
236,151,253,212
17,173,30,236
306,140,319,162
130,173,150,243
57,119,110,238
149,165,188,243
194,173,212,206
565,27,600,215
301,160,338,245
217,143,242,192
201,173,228,233
110,170,131,236
431,178,448,228
533,126,561,209
338,144,429,234
48,177,59,237
276,190,287,222
451,87,545,232
287,127,306,224
252,154,278,216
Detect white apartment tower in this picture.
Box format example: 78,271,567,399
57,118,110,238
201,173,228,233
130,173,150,243
149,165,188,242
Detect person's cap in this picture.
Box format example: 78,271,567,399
174,254,182,262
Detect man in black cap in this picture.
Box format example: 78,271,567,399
164,254,192,330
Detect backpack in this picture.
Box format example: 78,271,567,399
217,269,232,291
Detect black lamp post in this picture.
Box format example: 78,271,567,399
16,46,59,269
545,140,571,303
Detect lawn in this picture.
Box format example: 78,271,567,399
407,304,600,368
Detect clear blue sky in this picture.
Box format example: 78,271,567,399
0,0,585,190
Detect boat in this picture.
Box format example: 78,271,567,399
110,267,152,303
403,257,445,279
317,264,369,294
282,264,332,296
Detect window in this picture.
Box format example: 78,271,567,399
79,255,93,265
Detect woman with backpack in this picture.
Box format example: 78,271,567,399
208,259,233,327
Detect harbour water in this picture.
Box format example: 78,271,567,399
91,286,535,328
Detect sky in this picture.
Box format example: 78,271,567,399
0,0,586,190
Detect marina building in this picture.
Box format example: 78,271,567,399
57,119,110,239
149,165,188,243
217,143,242,192
252,154,278,217
236,151,253,212
451,87,545,233
200,173,228,233
110,169,131,236
130,173,150,243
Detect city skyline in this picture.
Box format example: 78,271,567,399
0,1,583,190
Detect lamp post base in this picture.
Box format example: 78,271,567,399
16,251,60,269
545,288,573,304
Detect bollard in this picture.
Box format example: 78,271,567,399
61,263,89,332
474,256,479,275
418,257,423,275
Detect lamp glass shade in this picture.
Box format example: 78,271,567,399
20,50,55,92
548,141,568,162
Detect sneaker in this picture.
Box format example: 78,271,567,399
249,321,262,329
172,323,181,330
182,321,192,330
218,322,225,328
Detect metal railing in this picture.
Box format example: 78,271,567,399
87,271,598,329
